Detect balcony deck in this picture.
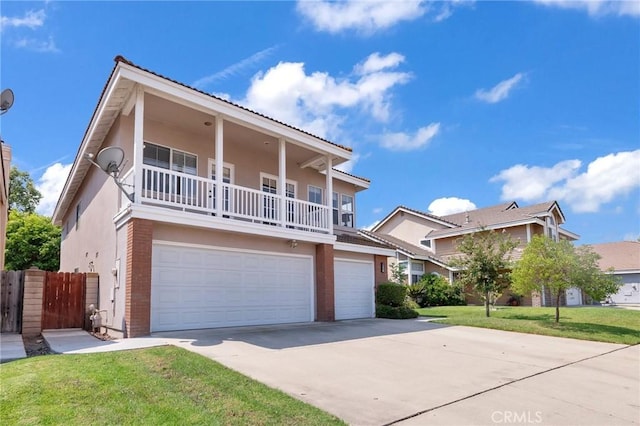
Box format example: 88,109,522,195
134,166,331,234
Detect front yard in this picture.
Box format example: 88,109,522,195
0,346,344,425
417,306,640,345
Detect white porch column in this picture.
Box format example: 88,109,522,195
278,138,286,227
215,116,224,217
325,155,333,234
526,223,531,243
132,86,145,204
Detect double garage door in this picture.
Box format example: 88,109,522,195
151,244,374,332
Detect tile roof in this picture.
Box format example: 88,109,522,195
336,233,391,249
587,241,640,272
359,229,453,267
427,200,561,238
114,56,352,153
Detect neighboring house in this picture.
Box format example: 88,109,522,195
360,201,580,306
0,142,11,270
52,56,393,337
589,241,640,305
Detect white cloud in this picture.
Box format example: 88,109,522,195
428,197,477,216
242,53,412,139
475,73,525,104
490,159,581,202
296,0,427,34
548,150,640,212
534,0,640,17
380,123,440,151
36,162,72,217
13,36,58,53
491,150,640,213
0,9,45,32
192,45,280,90
355,52,405,75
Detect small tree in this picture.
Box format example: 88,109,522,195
512,235,621,323
451,229,518,317
389,262,407,285
9,166,42,213
5,211,61,271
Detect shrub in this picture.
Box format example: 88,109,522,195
376,282,407,307
376,304,419,319
420,274,466,307
406,282,427,306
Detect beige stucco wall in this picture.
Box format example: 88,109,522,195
378,212,447,247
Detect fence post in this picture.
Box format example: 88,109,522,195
22,267,45,336
85,273,99,330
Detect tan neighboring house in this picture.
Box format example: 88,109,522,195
52,56,393,338
589,241,640,305
1,142,11,270
360,201,580,306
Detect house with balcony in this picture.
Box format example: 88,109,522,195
53,56,393,337
360,201,579,306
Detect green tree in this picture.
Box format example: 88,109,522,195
389,262,407,284
452,229,518,317
9,166,42,213
5,211,61,271
511,235,621,323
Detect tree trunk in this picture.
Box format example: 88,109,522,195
555,292,561,323
485,290,491,317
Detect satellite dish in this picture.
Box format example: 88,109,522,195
95,146,125,176
0,89,15,114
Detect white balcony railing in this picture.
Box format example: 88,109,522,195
139,165,330,233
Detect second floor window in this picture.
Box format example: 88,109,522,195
332,192,354,228
308,186,323,204
143,142,197,175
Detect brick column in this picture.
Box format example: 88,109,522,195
125,218,153,337
374,255,388,290
315,243,335,321
22,267,45,337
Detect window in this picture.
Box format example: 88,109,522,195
332,192,355,228
209,160,234,211
341,194,354,227
143,142,197,195
260,173,296,221
411,262,424,284
308,186,323,204
75,203,80,230
420,239,432,249
143,143,170,169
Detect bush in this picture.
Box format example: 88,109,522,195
376,304,419,319
419,274,466,307
376,282,407,307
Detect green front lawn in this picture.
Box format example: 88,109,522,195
0,346,344,425
417,306,640,345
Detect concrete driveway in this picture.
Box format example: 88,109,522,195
154,319,639,425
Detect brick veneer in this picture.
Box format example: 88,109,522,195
315,243,335,321
374,254,388,289
124,218,153,337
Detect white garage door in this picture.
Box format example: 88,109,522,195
151,244,313,332
335,259,374,320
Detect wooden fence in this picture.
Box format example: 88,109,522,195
0,271,24,333
42,272,86,330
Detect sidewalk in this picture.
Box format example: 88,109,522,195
42,329,168,354
0,333,27,363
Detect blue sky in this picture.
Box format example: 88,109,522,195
1,0,638,244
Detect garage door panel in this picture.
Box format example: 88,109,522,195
335,260,374,320
151,245,312,332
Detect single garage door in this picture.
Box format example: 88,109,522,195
151,244,313,332
335,259,374,320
